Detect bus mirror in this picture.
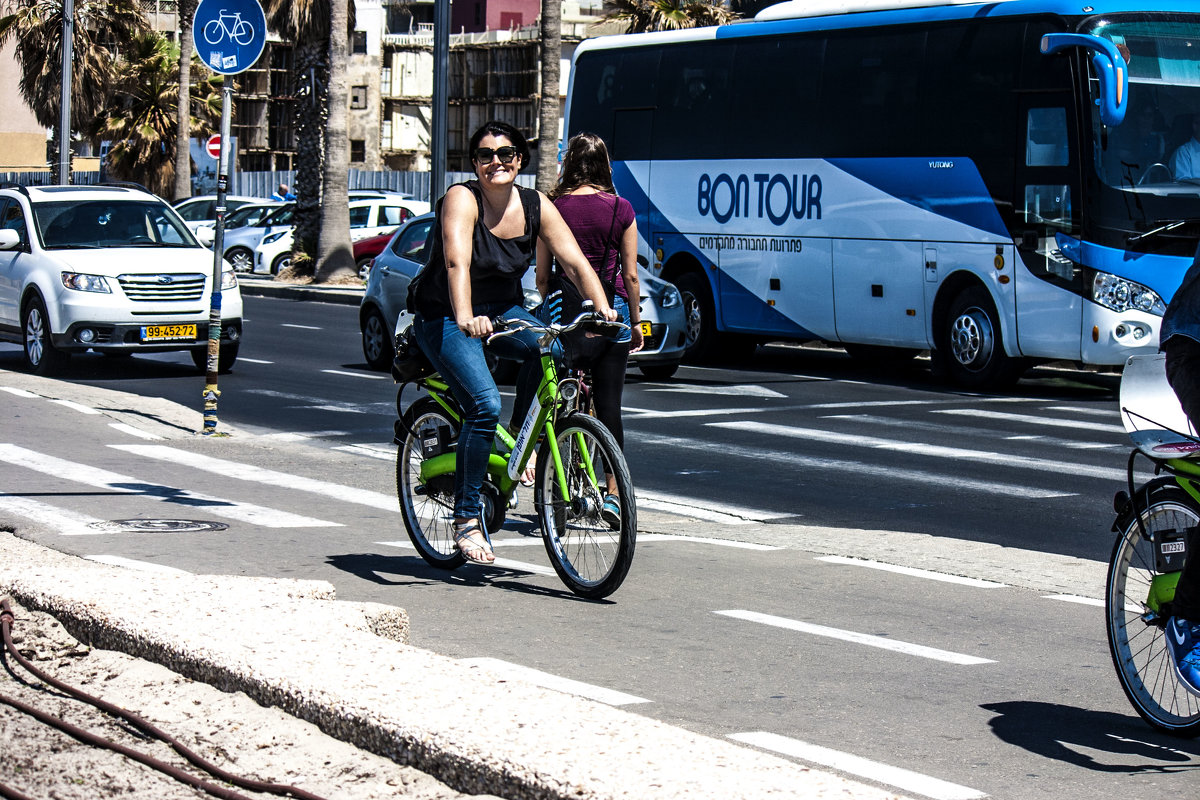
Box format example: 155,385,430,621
1040,33,1128,127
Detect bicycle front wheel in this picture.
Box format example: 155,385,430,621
397,397,463,569
1107,480,1200,736
535,413,636,598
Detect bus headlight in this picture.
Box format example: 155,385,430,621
1091,272,1165,316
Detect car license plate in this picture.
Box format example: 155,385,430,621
141,324,197,342
639,321,652,336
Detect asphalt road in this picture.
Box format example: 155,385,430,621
3,295,1197,799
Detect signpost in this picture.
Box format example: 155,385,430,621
192,0,266,436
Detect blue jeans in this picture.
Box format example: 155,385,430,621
412,302,545,521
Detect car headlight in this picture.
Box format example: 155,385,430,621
658,285,681,309
221,268,238,290
1091,272,1165,315
61,272,111,293
262,230,288,245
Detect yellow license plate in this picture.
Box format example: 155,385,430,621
141,324,197,342
639,321,652,336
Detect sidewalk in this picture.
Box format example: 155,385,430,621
235,273,364,306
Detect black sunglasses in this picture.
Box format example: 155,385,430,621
473,146,518,164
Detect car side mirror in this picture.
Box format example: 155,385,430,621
0,229,22,251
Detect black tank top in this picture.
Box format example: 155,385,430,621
412,181,541,319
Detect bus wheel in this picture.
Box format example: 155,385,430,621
675,272,716,362
938,286,1023,389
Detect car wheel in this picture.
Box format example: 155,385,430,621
225,247,253,273
191,343,239,374
357,257,374,280
674,272,716,363
362,307,395,371
638,361,679,380
22,295,68,376
271,252,291,275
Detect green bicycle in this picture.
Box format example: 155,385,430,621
393,311,637,599
1109,353,1200,736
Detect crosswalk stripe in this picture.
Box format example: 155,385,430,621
932,408,1125,434
823,414,1122,450
459,658,651,706
0,444,337,528
0,494,102,535
635,432,1073,499
111,445,399,511
715,609,996,665
646,384,786,398
710,420,1124,482
84,555,191,574
729,731,988,800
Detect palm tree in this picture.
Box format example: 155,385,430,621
98,32,222,197
605,0,737,33
536,0,561,193
0,0,147,166
173,0,199,202
313,0,355,282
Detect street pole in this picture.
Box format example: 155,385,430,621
201,85,232,436
431,0,449,203
58,0,73,184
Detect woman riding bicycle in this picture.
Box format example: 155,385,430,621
408,120,616,565
1158,239,1200,693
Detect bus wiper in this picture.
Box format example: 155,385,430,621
1127,218,1200,244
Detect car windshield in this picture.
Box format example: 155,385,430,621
226,204,273,228
34,200,198,249
259,204,295,226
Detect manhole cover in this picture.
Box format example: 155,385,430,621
87,519,229,534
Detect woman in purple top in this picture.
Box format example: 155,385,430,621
536,132,643,528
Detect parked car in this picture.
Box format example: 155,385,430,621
172,195,261,233
255,196,429,275
194,201,283,247
353,230,394,278
358,212,686,380
0,184,243,375
221,203,295,273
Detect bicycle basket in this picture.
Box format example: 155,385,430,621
391,326,434,383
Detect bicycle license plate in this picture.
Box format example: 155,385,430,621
141,324,197,342
639,321,652,337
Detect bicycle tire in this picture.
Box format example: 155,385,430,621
1107,479,1200,737
534,413,636,598
397,397,464,569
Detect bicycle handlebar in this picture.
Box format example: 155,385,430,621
487,310,629,343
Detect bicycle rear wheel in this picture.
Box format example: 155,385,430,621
535,413,636,599
1107,480,1200,736
397,397,463,569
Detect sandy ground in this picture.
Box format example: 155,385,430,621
0,600,498,800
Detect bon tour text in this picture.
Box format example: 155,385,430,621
697,172,823,225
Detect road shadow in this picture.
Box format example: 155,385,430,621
982,701,1200,773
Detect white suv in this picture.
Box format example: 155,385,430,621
0,184,243,375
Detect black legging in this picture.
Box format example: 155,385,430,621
588,339,631,450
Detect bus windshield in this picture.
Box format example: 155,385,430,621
1089,16,1200,195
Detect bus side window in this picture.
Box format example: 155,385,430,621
1027,107,1069,166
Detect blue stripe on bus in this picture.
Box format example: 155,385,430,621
1066,236,1195,303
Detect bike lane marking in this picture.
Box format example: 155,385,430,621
714,610,996,665
729,731,988,800
815,556,1008,588
457,658,651,706
710,420,1125,481
0,444,337,528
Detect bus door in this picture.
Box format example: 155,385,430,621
1013,95,1083,361
718,236,834,339
832,239,928,348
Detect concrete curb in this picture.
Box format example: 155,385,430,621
236,275,363,306
0,533,908,800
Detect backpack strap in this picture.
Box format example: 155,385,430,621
517,184,541,240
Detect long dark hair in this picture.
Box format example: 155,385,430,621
550,132,615,200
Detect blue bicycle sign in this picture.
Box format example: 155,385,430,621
193,0,266,76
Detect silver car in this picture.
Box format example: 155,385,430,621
358,212,685,380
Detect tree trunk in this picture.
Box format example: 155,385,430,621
290,37,329,278
173,0,198,202
536,0,562,193
314,0,355,283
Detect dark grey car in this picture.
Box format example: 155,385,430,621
359,213,434,370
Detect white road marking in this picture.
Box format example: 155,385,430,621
823,414,1123,450
636,489,787,524
113,445,399,511
1041,594,1105,607
334,443,395,461
321,369,388,380
281,323,321,330
647,384,787,398
624,406,772,420
636,432,1074,499
484,533,780,551
0,495,102,536
710,420,1124,482
237,357,274,364
0,387,38,398
244,389,390,415
459,658,651,706
933,408,1125,434
714,610,996,665
50,399,99,414
816,556,1008,588
729,731,988,800
108,423,165,441
0,444,337,528
83,555,191,574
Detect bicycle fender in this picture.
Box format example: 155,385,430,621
418,451,457,482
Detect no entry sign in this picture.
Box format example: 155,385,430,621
205,134,222,159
